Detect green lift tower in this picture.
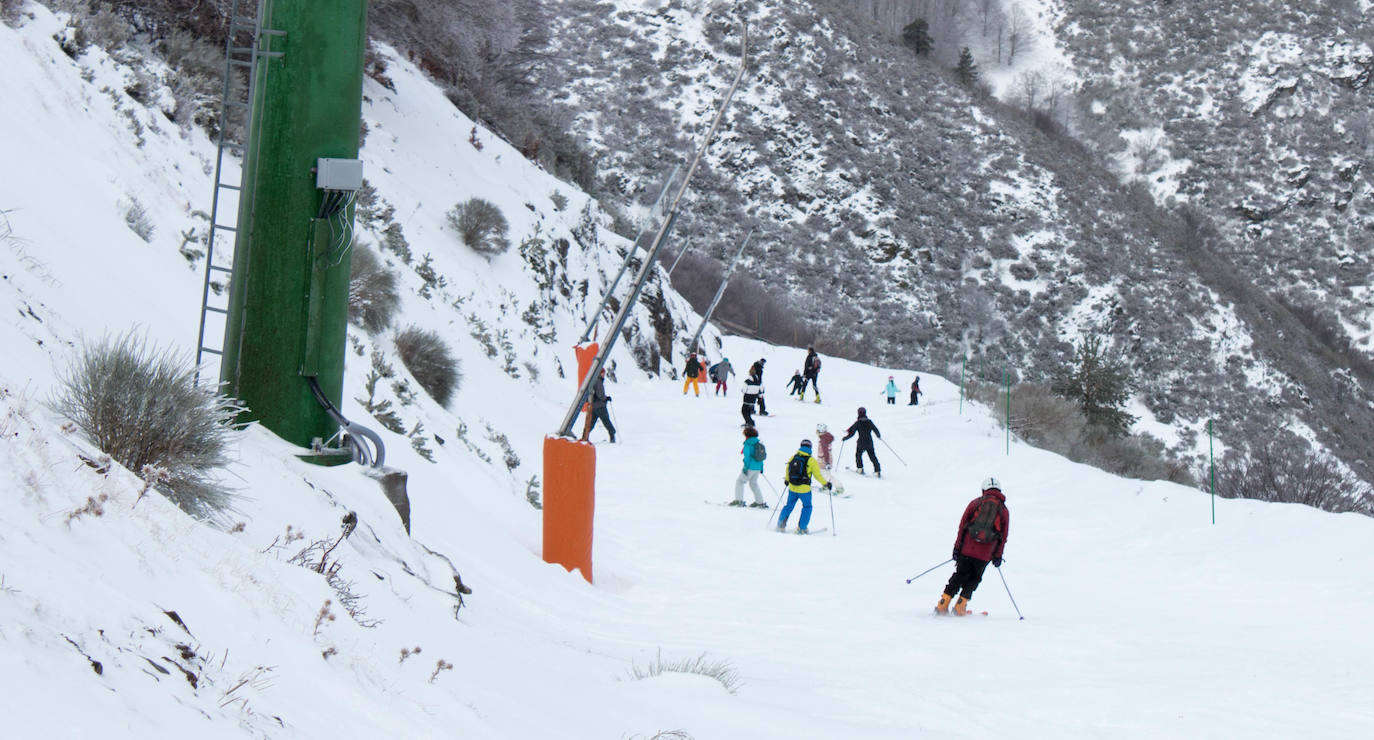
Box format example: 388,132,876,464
219,0,369,455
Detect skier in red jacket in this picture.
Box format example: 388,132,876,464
935,477,1010,616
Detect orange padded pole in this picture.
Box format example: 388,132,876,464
574,342,599,384
542,435,596,582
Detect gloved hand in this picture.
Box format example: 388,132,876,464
992,556,1003,568
824,482,833,491
606,396,612,402
952,549,960,562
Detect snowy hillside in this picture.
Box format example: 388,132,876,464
2,3,1374,739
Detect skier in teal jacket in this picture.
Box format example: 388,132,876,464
882,376,899,405
732,426,768,507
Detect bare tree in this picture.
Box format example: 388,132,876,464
977,0,996,37
1015,70,1046,112
1006,5,1033,65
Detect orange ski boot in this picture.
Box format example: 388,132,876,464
953,595,970,616
935,593,953,616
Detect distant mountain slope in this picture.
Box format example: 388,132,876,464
1057,0,1373,352
532,0,1374,496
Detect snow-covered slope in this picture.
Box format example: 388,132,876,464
2,4,1372,738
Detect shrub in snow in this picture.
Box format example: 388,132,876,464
1,0,24,25
394,326,461,406
1214,436,1371,515
347,242,400,333
447,198,510,256
123,198,155,243
52,333,239,521
82,6,132,53
628,650,741,695
549,190,569,212
965,379,1191,486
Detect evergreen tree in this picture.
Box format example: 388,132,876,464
901,18,933,57
1051,336,1137,437
954,47,979,86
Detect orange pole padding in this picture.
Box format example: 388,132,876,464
542,435,596,583
574,342,599,386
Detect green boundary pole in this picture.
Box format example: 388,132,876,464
1004,368,1011,455
1209,420,1216,524
958,353,966,415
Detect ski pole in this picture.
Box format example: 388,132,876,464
763,477,786,527
996,566,1025,620
826,482,836,536
904,558,953,584
608,403,620,442
835,438,846,471
878,436,907,466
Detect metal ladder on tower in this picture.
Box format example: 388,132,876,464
194,0,284,385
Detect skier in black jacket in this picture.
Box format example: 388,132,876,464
741,375,761,427
581,368,616,443
842,407,882,477
749,359,769,416
800,347,822,402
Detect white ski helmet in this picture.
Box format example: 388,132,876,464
982,477,1001,492
816,423,828,433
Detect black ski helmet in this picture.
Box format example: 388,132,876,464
857,406,867,417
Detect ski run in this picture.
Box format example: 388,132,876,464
0,5,1371,738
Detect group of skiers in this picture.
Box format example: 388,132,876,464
732,423,1008,616
583,344,1007,616
785,347,824,403
883,375,922,405
677,345,1007,616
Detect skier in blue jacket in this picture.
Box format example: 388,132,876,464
732,426,768,508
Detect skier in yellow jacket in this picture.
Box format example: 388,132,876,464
776,439,831,534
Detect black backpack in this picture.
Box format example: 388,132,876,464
786,453,809,486
965,495,1004,544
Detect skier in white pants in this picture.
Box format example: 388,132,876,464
732,426,769,508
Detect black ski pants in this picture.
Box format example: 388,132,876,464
801,373,819,395
855,441,880,473
741,401,755,427
588,406,616,441
943,555,991,599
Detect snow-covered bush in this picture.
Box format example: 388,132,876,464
158,28,237,132
1,0,24,25
123,198,155,243
51,333,239,520
965,378,1190,485
1214,436,1372,515
447,198,510,257
347,243,400,333
628,650,740,695
394,326,461,406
